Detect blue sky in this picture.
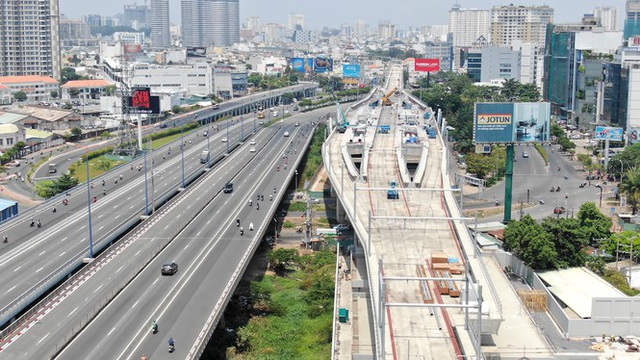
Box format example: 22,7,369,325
60,0,628,30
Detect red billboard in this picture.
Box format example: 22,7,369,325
414,58,440,72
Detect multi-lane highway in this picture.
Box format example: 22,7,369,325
0,113,262,328
0,109,326,359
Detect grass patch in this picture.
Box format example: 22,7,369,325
145,129,198,149
232,249,335,359
315,217,330,227
282,221,296,228
288,201,307,212
534,144,549,165
73,156,128,183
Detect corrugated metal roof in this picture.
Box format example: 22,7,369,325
9,107,72,122
0,198,17,211
0,124,19,135
0,75,58,84
0,112,28,124
61,79,113,88
538,267,625,319
25,128,53,139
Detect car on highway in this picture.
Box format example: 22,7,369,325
159,123,168,129
259,120,264,125
522,151,529,158
223,182,233,193
333,224,351,232
161,261,178,275
203,130,208,137
294,122,299,127
250,147,256,153
284,131,290,137
250,139,256,145
221,137,228,143
553,206,566,215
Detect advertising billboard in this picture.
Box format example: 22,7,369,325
414,58,440,72
291,58,313,73
474,102,551,144
314,57,333,73
629,126,640,144
595,126,623,141
127,88,160,114
343,64,361,78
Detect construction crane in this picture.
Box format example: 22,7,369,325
382,87,397,106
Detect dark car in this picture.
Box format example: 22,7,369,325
223,182,233,193
553,206,566,215
159,123,167,129
161,261,178,275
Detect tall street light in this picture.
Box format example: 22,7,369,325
596,184,604,207
295,169,298,191
180,125,185,189
85,154,94,258
226,117,230,153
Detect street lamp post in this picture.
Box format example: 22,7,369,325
86,155,94,258
596,184,604,207
180,125,185,189
294,169,298,191
226,117,230,153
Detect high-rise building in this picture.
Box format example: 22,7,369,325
593,6,619,32
245,16,261,34
490,5,554,48
0,0,62,80
227,0,239,44
354,20,368,36
181,0,239,47
467,46,521,83
288,13,305,31
150,0,170,48
448,4,490,47
378,22,395,40
123,4,150,30
625,0,640,39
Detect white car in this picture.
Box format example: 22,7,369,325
250,147,256,153
294,122,299,127
250,139,256,145
221,137,228,143
333,224,351,232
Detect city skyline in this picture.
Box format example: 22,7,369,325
59,0,628,30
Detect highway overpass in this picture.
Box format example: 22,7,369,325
0,108,332,359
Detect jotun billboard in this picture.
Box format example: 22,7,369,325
474,102,551,144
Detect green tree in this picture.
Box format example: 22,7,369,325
69,54,81,65
171,105,182,114
602,231,640,261
55,173,79,193
70,127,83,139
95,158,114,172
69,88,80,97
504,215,559,270
268,248,298,274
619,167,640,214
576,202,612,244
104,85,116,96
61,67,81,83
541,218,588,267
50,90,59,99
13,91,27,102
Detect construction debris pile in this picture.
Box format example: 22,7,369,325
591,334,640,354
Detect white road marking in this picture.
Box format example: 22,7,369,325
36,267,43,273
59,251,66,257
13,266,21,272
93,284,103,293
132,300,139,308
107,327,116,336
7,285,16,292
38,250,46,256
152,278,159,285
116,266,123,273
36,332,50,345
67,307,78,317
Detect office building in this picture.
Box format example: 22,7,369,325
594,6,619,32
625,0,640,39
123,4,150,30
0,0,62,81
467,46,521,83
181,0,239,47
129,63,213,97
490,5,554,48
288,13,305,31
59,20,92,42
544,22,623,125
245,16,261,34
150,0,170,48
448,4,490,47
293,30,313,44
